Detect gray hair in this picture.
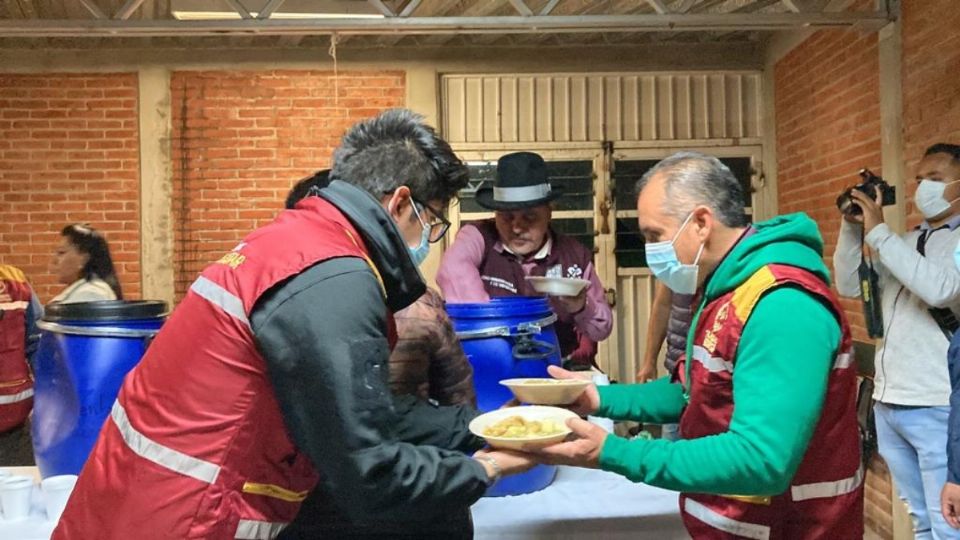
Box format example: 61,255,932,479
634,151,749,228
330,108,469,204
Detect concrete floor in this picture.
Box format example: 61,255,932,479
0,421,35,467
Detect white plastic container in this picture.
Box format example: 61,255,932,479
0,475,34,521
41,474,78,523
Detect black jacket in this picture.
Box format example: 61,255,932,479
250,181,487,532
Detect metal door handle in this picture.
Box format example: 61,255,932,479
605,288,617,307
599,199,611,235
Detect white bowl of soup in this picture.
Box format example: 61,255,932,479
524,276,590,297
500,377,591,405
469,406,577,451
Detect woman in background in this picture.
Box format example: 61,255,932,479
49,223,122,304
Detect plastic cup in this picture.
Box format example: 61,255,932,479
0,470,8,518
41,475,78,524
0,475,34,521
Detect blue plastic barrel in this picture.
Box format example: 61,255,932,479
447,296,562,497
32,300,167,478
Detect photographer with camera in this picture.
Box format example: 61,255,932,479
835,143,960,539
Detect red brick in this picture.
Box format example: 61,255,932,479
776,1,960,536
0,73,141,302
170,69,405,300
901,0,960,228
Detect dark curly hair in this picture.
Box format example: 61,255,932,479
285,170,331,209
61,224,123,300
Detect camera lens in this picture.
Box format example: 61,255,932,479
836,191,861,216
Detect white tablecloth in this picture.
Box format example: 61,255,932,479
1,466,687,540
471,465,686,539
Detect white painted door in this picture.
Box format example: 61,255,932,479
603,145,765,382
439,71,769,380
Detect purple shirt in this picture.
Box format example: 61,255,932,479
437,225,613,343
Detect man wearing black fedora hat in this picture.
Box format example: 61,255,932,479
437,151,613,367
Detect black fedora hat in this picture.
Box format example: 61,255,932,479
475,152,563,210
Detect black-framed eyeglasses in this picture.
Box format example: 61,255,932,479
411,197,451,244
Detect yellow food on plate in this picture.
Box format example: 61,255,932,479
482,415,564,438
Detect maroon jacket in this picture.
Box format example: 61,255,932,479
473,220,598,364
389,287,476,407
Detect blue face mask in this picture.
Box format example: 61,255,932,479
644,212,705,295
408,202,432,267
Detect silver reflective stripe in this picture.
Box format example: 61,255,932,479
0,388,33,404
493,183,552,202
684,499,770,540
235,520,288,539
691,346,734,373
791,466,863,501
0,300,28,311
110,401,221,484
190,276,250,327
833,352,854,370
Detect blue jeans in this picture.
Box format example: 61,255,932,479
875,403,959,539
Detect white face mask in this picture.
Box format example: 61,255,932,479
915,179,957,219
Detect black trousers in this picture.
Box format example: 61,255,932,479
278,486,473,540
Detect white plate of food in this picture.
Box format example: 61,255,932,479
525,276,590,297
469,406,577,451
500,377,591,405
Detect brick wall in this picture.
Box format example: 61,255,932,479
0,73,141,303
902,0,960,226
774,22,881,341
771,1,960,536
170,69,405,299
865,456,894,539
773,8,889,536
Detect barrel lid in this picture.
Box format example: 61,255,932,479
446,296,552,319
43,300,168,322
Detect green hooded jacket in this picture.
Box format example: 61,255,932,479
596,213,842,496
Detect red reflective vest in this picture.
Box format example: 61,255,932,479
55,197,394,540
677,264,863,539
0,265,34,433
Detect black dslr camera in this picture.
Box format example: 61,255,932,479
836,169,896,216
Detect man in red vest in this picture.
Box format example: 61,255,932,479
278,170,482,538
534,152,863,539
55,110,532,539
0,264,42,464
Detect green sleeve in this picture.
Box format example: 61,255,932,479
598,287,839,496
596,377,686,424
